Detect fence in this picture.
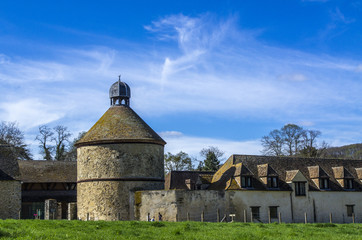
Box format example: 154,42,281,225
146,209,359,223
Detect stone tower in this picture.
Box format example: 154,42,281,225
76,78,166,221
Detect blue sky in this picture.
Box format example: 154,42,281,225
0,0,362,161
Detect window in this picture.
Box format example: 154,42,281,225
319,178,329,189
251,207,260,220
295,182,306,196
269,206,278,219
345,179,353,189
346,205,354,217
241,176,252,188
267,177,278,188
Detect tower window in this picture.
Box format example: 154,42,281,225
267,177,278,188
295,182,306,196
241,176,252,188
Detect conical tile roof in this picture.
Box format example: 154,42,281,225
76,105,166,147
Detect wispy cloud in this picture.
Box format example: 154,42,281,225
1,13,362,157
0,99,64,129
331,8,355,24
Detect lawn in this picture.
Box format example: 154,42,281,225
0,220,361,240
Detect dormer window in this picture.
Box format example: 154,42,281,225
319,178,329,189
345,179,353,189
267,176,278,188
295,182,306,196
241,176,252,188
332,166,355,190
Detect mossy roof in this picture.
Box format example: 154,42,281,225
76,105,166,147
18,160,76,183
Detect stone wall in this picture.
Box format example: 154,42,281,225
135,190,228,222
135,189,362,223
77,143,164,221
310,191,362,223
0,180,21,219
228,190,293,223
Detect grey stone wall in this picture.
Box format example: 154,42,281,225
44,199,58,220
77,143,164,221
68,203,77,220
0,180,21,219
135,190,228,222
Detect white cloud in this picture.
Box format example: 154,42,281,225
0,99,64,129
159,131,183,138
162,132,262,163
355,64,362,72
298,121,315,127
278,73,307,82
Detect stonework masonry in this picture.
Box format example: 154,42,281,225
77,143,164,221
0,180,21,219
136,189,362,223
135,190,228,222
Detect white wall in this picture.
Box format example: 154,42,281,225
135,189,362,223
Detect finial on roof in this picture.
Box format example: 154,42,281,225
109,75,131,106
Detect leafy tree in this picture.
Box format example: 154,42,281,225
35,125,54,161
196,161,204,171
164,151,193,172
0,121,32,160
200,146,224,171
53,125,71,161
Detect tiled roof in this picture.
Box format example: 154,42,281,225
332,166,354,179
165,171,215,190
285,170,299,182
212,155,362,191
18,160,77,183
76,105,166,147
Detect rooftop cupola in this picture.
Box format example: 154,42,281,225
109,75,131,106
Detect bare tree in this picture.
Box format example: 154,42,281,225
281,124,305,156
299,130,322,157
65,131,86,161
261,124,324,157
0,121,31,160
261,129,284,156
302,130,321,149
53,125,71,161
35,125,54,161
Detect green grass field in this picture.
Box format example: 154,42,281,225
0,220,361,240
